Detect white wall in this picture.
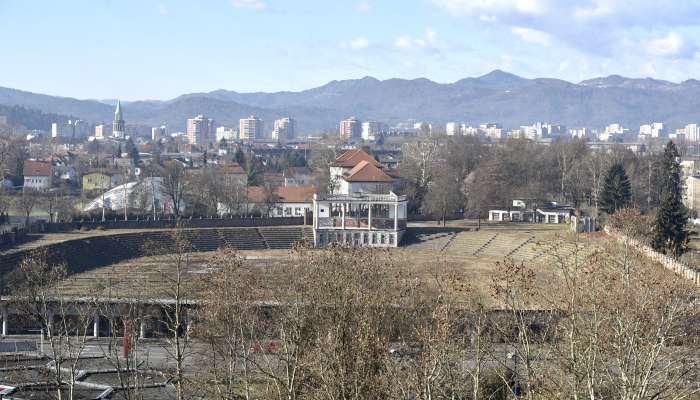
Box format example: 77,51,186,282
23,176,51,190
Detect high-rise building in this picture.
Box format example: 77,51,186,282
94,124,109,139
52,119,89,139
639,122,664,138
112,100,125,138
187,115,215,145
445,122,461,136
685,124,700,142
479,123,503,140
361,121,382,140
152,125,166,141
272,117,295,140
340,117,361,139
239,115,264,141
216,126,238,142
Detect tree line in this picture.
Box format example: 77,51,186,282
397,137,668,223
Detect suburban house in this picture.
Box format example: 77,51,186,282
248,186,315,217
22,160,52,190
82,171,122,192
489,199,574,224
283,166,313,187
217,162,248,187
263,172,285,188
218,186,315,217
313,149,407,248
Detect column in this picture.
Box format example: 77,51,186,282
394,203,398,231
93,314,100,338
367,203,372,231
1,307,8,336
46,311,55,337
313,200,319,229
139,319,147,339
341,203,346,230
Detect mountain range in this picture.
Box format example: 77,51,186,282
2,70,700,134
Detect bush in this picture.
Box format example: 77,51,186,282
606,208,655,243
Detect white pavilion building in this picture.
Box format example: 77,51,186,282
313,149,407,247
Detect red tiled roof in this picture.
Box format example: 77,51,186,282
343,160,393,182
23,160,52,177
247,186,316,203
331,149,380,168
218,162,246,174
284,166,313,177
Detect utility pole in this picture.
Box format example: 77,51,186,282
151,170,156,220
101,180,107,222
648,158,652,211
123,168,129,222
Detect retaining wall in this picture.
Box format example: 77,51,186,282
32,216,305,233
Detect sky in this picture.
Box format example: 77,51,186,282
1,0,700,100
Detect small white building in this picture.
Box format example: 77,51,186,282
314,149,406,247
83,178,173,214
488,199,573,224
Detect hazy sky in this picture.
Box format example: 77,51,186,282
1,0,699,100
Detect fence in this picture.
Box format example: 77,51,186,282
0,225,28,248
604,226,700,286
31,216,306,233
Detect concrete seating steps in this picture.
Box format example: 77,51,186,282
473,234,499,256
444,232,493,254
0,227,308,289
505,236,535,258
259,227,305,249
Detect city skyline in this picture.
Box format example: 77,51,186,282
1,1,700,100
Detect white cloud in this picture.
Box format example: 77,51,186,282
511,27,551,46
394,28,446,52
357,1,371,12
341,37,371,50
157,2,168,16
647,32,698,59
430,0,549,17
431,0,700,61
231,0,267,10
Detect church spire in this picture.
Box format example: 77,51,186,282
115,100,122,119
113,99,125,138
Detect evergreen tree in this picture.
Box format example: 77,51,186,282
652,141,688,256
599,163,631,214
234,148,246,167
126,138,140,165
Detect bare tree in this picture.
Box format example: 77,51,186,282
159,161,188,218
194,248,258,399
422,166,464,225
145,228,195,400
400,139,440,213
15,188,41,228
11,249,97,400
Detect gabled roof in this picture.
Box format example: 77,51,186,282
23,160,52,177
331,149,380,168
343,160,393,183
247,186,316,203
284,166,313,177
217,162,246,175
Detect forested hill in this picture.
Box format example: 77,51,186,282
0,104,75,131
